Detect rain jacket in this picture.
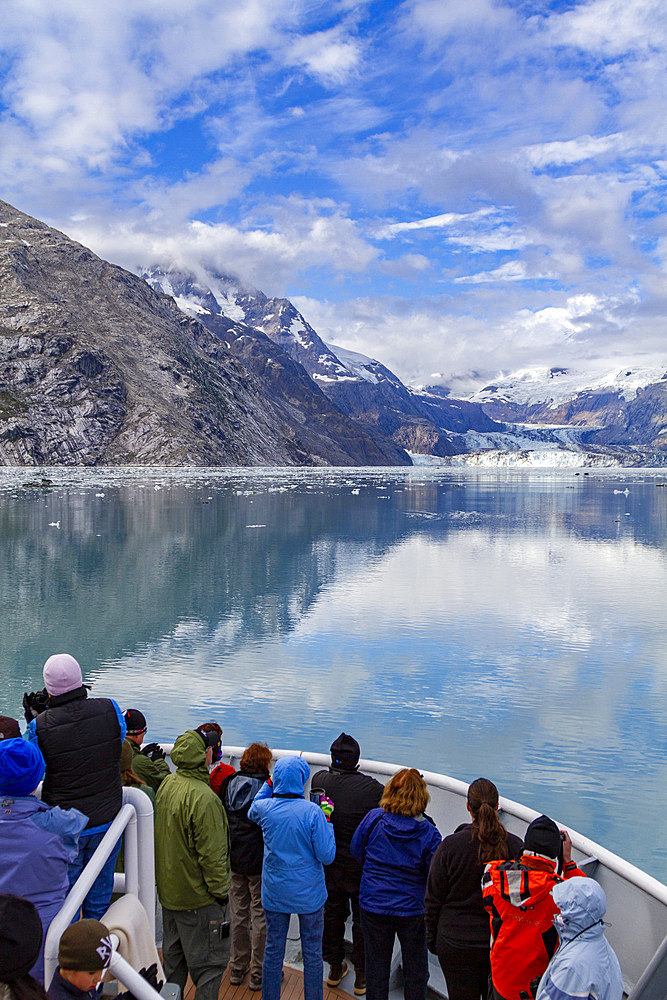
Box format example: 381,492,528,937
0,795,88,981
129,739,170,793
222,768,269,875
248,756,336,913
482,855,585,1000
155,730,231,911
536,879,623,1000
351,807,441,916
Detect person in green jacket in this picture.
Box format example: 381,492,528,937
155,729,232,1000
122,709,171,794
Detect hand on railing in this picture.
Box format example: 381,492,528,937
118,963,161,1000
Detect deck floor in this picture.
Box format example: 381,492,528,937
183,965,355,1000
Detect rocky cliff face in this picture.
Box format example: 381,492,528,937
142,265,503,459
0,201,407,467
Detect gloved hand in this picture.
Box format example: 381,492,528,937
320,795,334,822
22,688,49,723
118,963,161,1000
141,742,166,761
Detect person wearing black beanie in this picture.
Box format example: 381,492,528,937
311,734,383,995
482,815,585,1000
0,894,50,1000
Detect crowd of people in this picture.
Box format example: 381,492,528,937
0,655,624,1000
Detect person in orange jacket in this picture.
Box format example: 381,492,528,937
482,815,585,1000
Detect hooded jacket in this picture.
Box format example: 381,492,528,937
248,756,336,913
0,796,88,981
222,767,269,875
482,854,585,1000
155,730,231,911
536,879,623,1000
351,807,441,916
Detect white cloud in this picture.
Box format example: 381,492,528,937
286,28,361,85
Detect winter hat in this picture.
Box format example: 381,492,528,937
0,894,43,979
0,717,20,741
330,732,360,770
123,709,147,735
0,738,45,796
524,814,562,861
58,920,113,972
43,653,83,697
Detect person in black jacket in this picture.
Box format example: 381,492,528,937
220,742,273,992
311,733,383,996
24,653,126,920
424,778,523,1000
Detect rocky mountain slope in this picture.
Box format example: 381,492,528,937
0,201,408,466
143,266,501,459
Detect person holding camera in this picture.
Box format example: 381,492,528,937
482,815,585,1000
122,709,170,793
154,728,231,1000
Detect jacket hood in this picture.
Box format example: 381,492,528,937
381,810,433,841
551,877,606,941
272,756,309,795
171,730,209,779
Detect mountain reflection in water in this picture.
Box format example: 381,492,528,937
0,467,665,883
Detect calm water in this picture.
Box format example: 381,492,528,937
0,466,665,883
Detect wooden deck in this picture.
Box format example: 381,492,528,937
183,965,355,1000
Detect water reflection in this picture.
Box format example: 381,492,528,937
0,467,665,882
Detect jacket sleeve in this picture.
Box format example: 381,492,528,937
193,796,232,899
535,962,598,1000
25,719,38,744
351,807,380,865
253,779,274,802
421,821,442,875
31,806,89,862
424,843,448,951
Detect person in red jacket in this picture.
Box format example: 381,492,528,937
482,815,585,1000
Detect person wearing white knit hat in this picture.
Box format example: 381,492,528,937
24,653,127,921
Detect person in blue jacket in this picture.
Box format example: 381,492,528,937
351,768,441,1000
536,878,622,1000
248,755,336,1000
0,738,88,984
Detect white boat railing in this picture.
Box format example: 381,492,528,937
43,786,157,995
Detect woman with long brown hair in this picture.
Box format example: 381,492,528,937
424,778,523,1000
351,769,441,1000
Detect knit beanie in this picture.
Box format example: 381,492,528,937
0,738,45,797
524,814,562,860
330,732,360,770
123,709,147,735
43,653,83,697
0,894,43,979
0,717,20,741
58,920,113,972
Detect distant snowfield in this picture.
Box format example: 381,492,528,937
468,362,667,406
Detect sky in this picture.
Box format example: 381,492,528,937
1,0,666,393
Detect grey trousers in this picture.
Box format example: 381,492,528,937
228,872,266,978
162,901,230,1000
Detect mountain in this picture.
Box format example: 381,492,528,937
141,268,410,465
471,365,667,456
142,266,501,459
0,200,407,467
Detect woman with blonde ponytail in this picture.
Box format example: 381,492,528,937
424,779,523,1000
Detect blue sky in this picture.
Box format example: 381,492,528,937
1,0,666,391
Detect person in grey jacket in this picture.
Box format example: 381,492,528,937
536,879,622,1000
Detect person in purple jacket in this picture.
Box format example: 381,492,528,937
351,768,441,1000
0,739,88,984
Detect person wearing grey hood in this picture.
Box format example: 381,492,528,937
536,878,622,1000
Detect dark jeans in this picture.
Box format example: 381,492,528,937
360,909,428,1000
436,942,490,1000
323,886,364,971
68,829,122,920
162,902,230,1000
263,909,324,1000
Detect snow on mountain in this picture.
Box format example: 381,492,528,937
470,363,667,407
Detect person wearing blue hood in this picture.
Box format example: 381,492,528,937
536,878,622,1000
248,755,336,1000
0,738,88,984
